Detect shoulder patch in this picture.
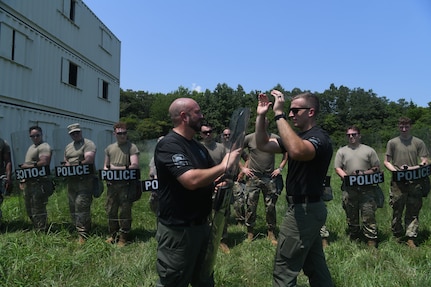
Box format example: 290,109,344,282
172,154,188,167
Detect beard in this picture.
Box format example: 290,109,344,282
189,119,202,132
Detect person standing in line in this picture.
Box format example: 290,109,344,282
334,126,381,247
222,128,249,226
20,126,53,231
200,124,231,254
384,116,429,248
255,90,334,287
0,137,12,222
154,98,240,287
104,122,140,247
149,136,164,215
242,118,287,246
63,123,96,244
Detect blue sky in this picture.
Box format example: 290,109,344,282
84,0,431,107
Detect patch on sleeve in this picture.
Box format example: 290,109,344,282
172,154,189,168
308,137,322,150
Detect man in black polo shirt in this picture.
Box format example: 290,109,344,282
255,90,334,287
154,97,240,287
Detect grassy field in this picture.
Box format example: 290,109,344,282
1,152,431,286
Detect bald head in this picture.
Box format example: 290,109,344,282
169,98,194,125
168,98,203,135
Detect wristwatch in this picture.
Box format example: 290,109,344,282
274,113,286,121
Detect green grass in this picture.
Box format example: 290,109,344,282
1,153,431,286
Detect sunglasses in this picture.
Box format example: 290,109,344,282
223,134,231,137
289,107,310,115
201,130,212,135
29,134,41,138
116,132,127,136
346,133,358,137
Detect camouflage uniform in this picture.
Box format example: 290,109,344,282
335,143,380,241
386,135,429,239
23,142,52,231
104,140,139,240
243,132,282,232
245,174,278,230
232,181,246,223
64,137,96,238
0,139,11,220
67,176,93,236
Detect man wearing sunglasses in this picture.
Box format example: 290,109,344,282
104,122,140,247
334,126,381,247
20,126,52,231
255,90,334,287
200,124,231,253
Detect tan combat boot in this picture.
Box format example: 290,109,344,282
118,232,128,247
322,238,329,248
219,240,230,254
267,230,278,246
105,232,117,244
367,240,377,248
407,238,416,248
247,226,254,242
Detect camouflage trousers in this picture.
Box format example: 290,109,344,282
245,175,278,231
232,181,246,223
23,180,50,231
389,180,423,238
342,185,378,240
105,182,133,235
67,177,93,236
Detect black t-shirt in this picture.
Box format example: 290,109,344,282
155,130,215,226
278,126,333,198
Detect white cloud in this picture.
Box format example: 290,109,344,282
191,83,202,92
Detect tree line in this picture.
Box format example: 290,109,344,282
119,83,431,150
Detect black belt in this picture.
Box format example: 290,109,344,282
287,195,321,204
162,218,208,227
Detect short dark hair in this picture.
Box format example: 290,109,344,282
293,92,320,114
113,122,127,130
346,126,360,134
29,126,42,133
398,117,412,126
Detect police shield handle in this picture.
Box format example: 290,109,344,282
99,169,141,181
137,179,158,192
15,165,50,180
55,164,94,177
392,164,431,182
344,171,385,187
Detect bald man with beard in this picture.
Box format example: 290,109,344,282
154,98,240,287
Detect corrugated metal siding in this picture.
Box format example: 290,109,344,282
0,0,121,170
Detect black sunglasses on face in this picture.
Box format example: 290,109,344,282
289,107,310,115
116,132,127,136
346,133,358,137
201,130,212,135
30,134,41,138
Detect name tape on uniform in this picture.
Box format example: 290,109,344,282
392,165,431,182
99,169,140,181
55,164,94,177
138,179,158,192
344,172,384,187
15,165,50,180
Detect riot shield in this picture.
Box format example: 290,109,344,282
200,107,250,279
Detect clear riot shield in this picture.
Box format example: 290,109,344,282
200,107,250,279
